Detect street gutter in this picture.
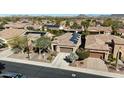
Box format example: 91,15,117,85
0,57,124,78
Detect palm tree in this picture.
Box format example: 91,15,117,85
80,19,91,48
81,19,91,32
115,47,121,71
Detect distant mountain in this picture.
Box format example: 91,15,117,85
77,14,88,17
110,14,124,17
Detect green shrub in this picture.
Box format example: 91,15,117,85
51,51,57,57
65,52,79,63
76,48,90,60
108,54,116,62
47,55,53,62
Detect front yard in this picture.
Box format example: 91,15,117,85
8,51,57,63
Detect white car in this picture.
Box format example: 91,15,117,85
0,72,26,78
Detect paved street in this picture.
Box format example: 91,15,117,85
0,60,107,78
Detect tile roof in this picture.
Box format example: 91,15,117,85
118,29,124,33
87,26,112,32
0,28,26,40
52,32,80,47
85,34,124,51
4,21,30,29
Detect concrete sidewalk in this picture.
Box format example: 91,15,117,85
52,53,70,67
0,49,13,58
1,57,124,78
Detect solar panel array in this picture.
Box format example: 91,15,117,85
70,32,80,44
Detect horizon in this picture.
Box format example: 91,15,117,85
0,14,111,17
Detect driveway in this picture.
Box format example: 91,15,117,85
83,57,108,71
52,53,70,67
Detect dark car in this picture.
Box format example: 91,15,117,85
0,72,26,78
0,63,5,73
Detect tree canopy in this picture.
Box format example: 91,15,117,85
8,36,27,53
34,36,51,50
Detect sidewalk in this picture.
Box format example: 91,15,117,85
0,49,13,58
1,57,124,77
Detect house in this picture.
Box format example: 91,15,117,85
118,28,124,36
51,32,81,53
85,34,124,60
4,21,30,29
83,26,112,35
0,28,26,43
25,31,54,40
44,24,63,31
26,24,43,30
64,29,82,33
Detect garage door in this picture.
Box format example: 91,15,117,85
89,52,105,59
60,47,73,53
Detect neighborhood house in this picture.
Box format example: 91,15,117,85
85,34,124,60
51,32,81,53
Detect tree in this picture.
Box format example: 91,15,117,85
111,21,120,35
65,53,79,63
76,48,90,60
34,36,51,54
81,19,91,32
65,20,70,27
70,22,81,29
8,36,27,53
102,18,113,27
80,19,91,48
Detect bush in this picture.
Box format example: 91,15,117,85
47,55,53,62
47,29,65,36
108,54,116,62
51,51,57,57
65,53,79,63
26,26,35,30
76,48,89,60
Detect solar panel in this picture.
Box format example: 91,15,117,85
70,32,80,44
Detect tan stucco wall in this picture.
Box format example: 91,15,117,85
113,44,124,58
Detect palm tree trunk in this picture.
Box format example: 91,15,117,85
115,51,119,71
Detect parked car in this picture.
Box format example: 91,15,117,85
0,72,26,78
0,63,5,73
0,42,7,48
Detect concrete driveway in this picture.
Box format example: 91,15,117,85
52,53,70,67
83,57,108,71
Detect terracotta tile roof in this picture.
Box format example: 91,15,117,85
52,32,81,47
118,29,124,33
87,26,112,32
27,24,42,29
85,34,124,51
4,21,30,29
0,28,26,40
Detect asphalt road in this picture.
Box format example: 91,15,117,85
0,60,108,78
